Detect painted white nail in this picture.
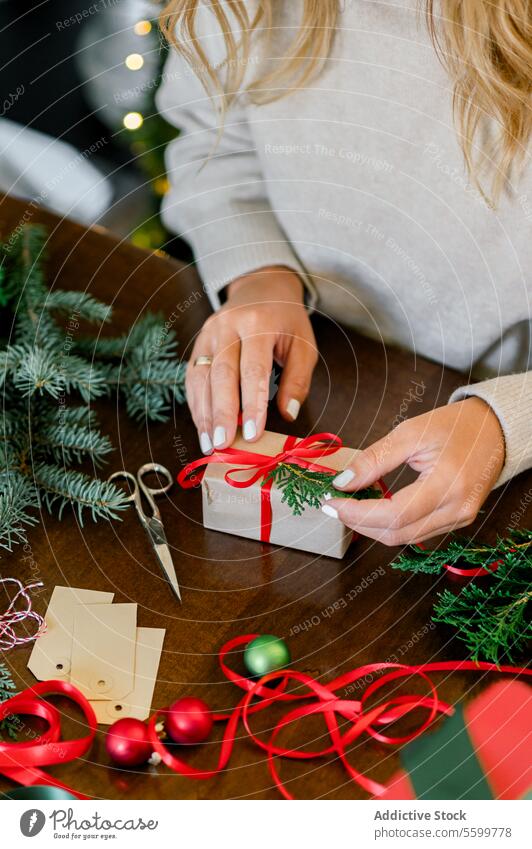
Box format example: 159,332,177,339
213,426,226,448
333,469,355,488
243,419,257,441
321,504,338,519
200,432,213,454
286,398,301,421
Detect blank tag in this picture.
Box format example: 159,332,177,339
70,603,137,700
90,627,166,724
27,586,114,681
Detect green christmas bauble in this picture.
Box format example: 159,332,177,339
243,635,291,677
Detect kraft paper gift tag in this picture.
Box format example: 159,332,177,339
28,586,114,681
201,429,371,558
90,627,166,724
70,602,137,700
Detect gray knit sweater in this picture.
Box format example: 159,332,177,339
156,0,532,487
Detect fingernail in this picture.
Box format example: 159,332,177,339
286,398,300,421
321,504,338,519
243,419,256,441
333,469,355,488
200,432,213,454
213,426,226,448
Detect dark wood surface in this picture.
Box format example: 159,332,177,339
0,195,530,800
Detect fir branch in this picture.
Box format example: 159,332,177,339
0,222,188,541
0,224,47,308
4,225,62,347
75,333,128,360
54,405,96,428
0,472,39,551
37,423,114,466
74,312,168,361
58,353,109,402
37,290,111,325
0,662,18,740
4,344,108,401
33,463,130,525
74,314,187,421
266,462,383,516
8,344,66,398
118,360,187,422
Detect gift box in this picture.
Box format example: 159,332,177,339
377,680,532,800
178,428,385,558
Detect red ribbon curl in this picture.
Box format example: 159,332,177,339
148,634,532,800
0,680,97,799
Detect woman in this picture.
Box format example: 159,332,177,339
156,1,531,545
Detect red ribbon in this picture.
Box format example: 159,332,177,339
177,433,388,543
443,558,503,577
148,634,532,800
414,542,505,577
0,680,97,799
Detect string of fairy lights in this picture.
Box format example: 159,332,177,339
118,16,177,250
122,18,152,132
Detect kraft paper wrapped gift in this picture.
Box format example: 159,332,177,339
196,429,382,559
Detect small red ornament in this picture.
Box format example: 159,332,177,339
165,697,213,745
105,717,152,767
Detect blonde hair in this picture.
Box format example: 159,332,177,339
160,1,532,202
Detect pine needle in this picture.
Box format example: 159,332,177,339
266,462,383,516
0,222,187,538
393,528,532,663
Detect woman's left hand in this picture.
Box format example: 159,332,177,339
323,398,505,546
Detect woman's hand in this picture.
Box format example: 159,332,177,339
322,398,505,545
187,266,318,453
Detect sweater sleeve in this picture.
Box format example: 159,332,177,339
448,371,532,487
155,6,315,311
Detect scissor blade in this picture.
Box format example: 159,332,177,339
154,543,182,603
145,517,181,603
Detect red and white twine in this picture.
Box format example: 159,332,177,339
0,578,46,650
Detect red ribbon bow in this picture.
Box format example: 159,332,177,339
0,680,97,799
177,432,351,543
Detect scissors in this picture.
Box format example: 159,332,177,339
108,463,181,603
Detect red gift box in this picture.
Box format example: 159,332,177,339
378,680,532,800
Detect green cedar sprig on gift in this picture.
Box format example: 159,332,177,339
0,223,187,548
266,461,383,516
392,528,532,663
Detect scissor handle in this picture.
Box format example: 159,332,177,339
107,470,140,505
137,463,173,497
108,464,173,524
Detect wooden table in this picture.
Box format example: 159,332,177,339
0,195,530,800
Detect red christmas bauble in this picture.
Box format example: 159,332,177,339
105,717,152,767
165,697,213,745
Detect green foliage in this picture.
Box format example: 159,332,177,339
0,223,187,548
75,312,187,422
393,528,532,663
0,473,39,550
266,462,383,516
0,662,18,739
